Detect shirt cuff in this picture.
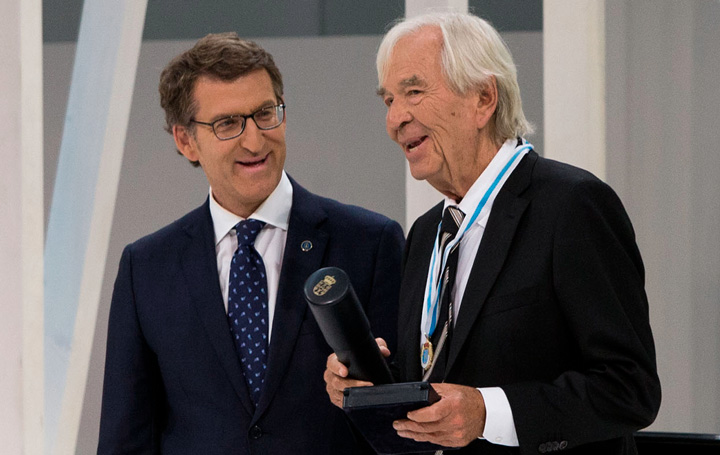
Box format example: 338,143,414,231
478,387,519,447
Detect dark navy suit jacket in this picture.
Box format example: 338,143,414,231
98,179,404,454
395,152,661,455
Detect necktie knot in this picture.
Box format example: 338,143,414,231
439,206,465,251
441,206,464,236
234,219,265,247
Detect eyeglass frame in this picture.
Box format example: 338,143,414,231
189,103,286,141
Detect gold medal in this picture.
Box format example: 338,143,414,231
420,335,434,371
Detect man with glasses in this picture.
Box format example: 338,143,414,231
98,33,404,454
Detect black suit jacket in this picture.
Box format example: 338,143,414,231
395,152,660,455
98,179,405,454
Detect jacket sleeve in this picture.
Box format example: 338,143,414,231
97,245,164,455
502,178,661,454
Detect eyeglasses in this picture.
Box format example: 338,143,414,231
190,104,286,140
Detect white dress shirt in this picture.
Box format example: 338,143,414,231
210,171,293,343
425,138,529,447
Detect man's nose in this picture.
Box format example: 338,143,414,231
386,100,412,131
239,118,266,153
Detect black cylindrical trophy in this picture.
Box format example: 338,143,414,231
303,267,394,384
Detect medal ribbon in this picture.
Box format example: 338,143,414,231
422,141,533,341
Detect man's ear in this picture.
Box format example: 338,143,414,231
475,75,498,129
173,125,200,162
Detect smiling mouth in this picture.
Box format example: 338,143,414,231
405,136,428,152
237,156,267,167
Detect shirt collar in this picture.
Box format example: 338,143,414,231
209,171,293,245
443,138,518,226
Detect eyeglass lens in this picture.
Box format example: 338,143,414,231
214,105,284,139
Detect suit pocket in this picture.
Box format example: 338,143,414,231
481,285,545,317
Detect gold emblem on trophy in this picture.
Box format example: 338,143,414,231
312,275,337,296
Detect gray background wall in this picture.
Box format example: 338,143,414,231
605,0,720,434
43,2,543,453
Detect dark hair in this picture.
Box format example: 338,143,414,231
159,32,284,142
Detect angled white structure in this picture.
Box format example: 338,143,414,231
44,0,148,452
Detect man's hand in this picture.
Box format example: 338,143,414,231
323,338,391,408
393,383,487,448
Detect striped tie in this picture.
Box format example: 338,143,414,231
428,205,464,381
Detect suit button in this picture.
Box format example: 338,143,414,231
559,441,568,450
249,425,263,440
538,442,548,453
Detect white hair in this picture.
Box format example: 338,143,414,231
377,12,533,143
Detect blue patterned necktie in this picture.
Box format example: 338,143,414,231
227,219,269,405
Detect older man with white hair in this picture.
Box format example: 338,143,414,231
326,12,660,455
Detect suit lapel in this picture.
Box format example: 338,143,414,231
253,180,329,420
179,201,255,415
446,152,537,374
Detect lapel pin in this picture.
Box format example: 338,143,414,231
301,240,312,252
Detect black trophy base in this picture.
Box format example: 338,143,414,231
343,382,455,455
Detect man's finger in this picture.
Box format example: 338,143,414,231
375,337,391,357
405,399,451,423
326,353,349,377
393,418,443,434
395,428,438,442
